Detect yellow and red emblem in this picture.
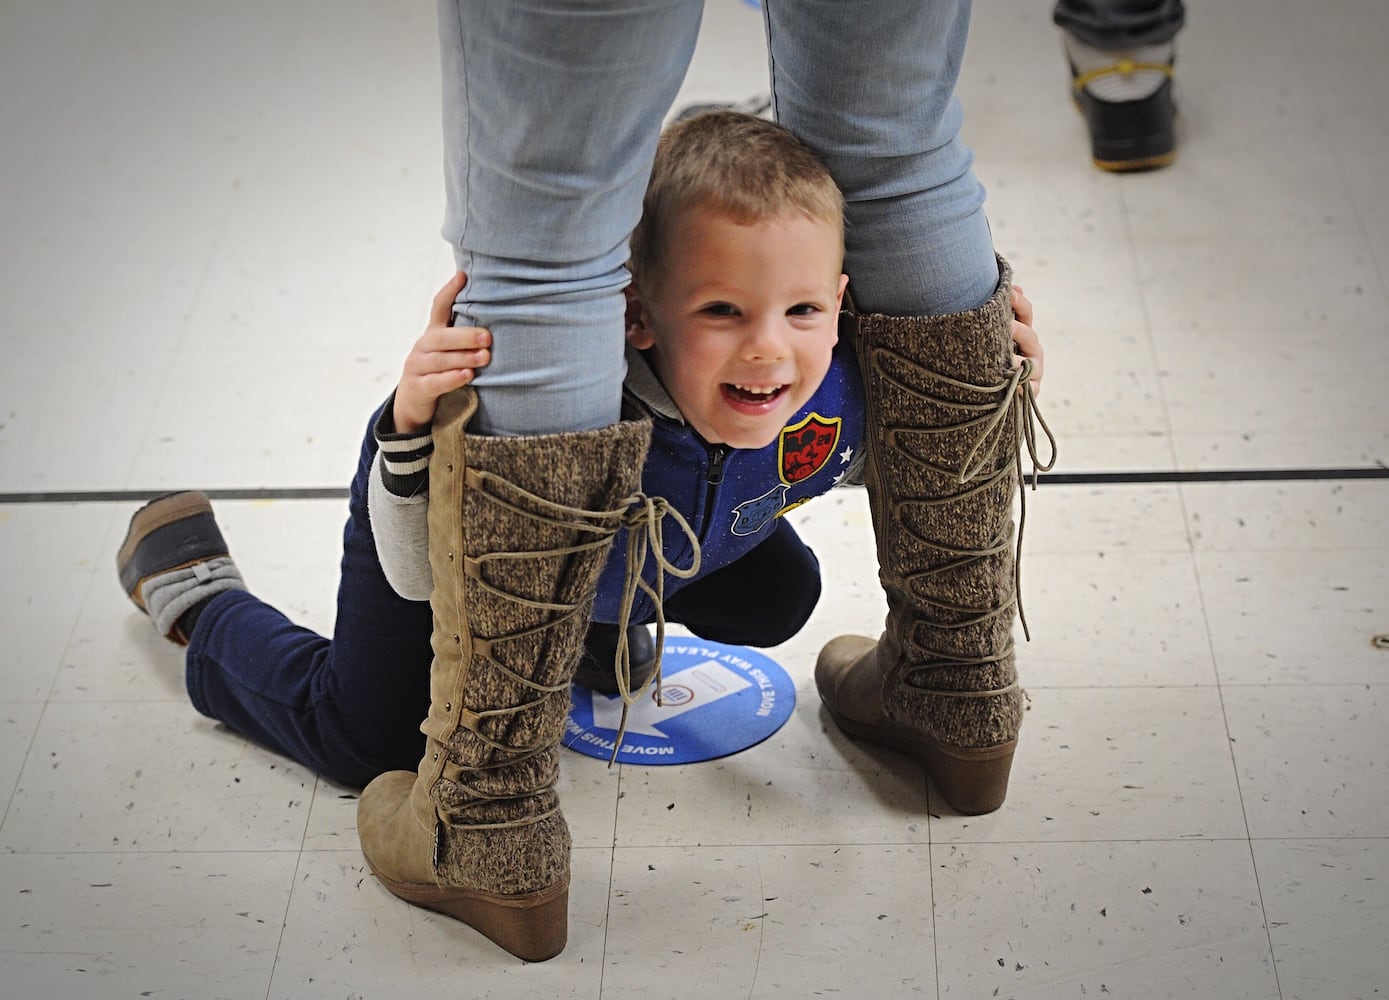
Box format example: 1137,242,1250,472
777,412,841,486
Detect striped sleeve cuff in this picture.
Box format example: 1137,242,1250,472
374,392,433,498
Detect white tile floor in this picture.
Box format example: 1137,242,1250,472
2,1,1387,997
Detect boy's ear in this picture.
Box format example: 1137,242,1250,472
624,283,656,349
835,272,849,306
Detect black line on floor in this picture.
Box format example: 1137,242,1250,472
0,466,1386,505
0,487,351,504
1033,466,1389,485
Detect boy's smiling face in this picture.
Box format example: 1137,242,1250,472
627,206,848,450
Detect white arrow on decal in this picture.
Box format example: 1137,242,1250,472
589,659,754,738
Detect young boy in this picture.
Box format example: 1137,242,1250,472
117,110,1042,957
371,111,1040,695
373,110,881,693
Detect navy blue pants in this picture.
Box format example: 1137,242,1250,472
183,410,821,788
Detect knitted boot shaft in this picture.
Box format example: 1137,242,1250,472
855,259,1038,749
418,388,651,896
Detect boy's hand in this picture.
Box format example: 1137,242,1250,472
1009,284,1044,397
393,272,492,433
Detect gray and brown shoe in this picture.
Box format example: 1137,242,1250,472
117,491,244,645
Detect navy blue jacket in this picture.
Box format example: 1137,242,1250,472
592,335,865,625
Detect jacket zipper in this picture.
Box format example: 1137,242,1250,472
707,445,728,486
700,444,729,542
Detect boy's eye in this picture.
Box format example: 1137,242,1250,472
702,303,739,317
788,303,821,317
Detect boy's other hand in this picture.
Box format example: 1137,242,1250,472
393,272,492,433
1009,284,1043,398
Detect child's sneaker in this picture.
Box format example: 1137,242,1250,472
117,491,245,644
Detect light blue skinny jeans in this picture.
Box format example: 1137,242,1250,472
438,0,999,435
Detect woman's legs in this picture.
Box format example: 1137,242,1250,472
358,5,707,958
767,3,1043,813
763,0,999,316
437,0,705,436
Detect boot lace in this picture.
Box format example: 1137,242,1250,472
441,469,700,826
874,349,1056,693
610,495,701,757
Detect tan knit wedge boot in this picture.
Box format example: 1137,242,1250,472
816,259,1053,815
357,387,652,961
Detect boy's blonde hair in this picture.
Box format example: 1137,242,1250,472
629,110,845,290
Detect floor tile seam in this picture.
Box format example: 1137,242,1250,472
1069,223,1373,243
598,770,629,997
1247,834,1389,844
1338,178,1389,305
266,773,320,1000
1189,542,1389,552
607,841,931,852
1191,452,1285,999
0,847,310,858
746,850,769,997
1019,682,1223,690
0,701,54,840
928,845,944,999
1186,536,1250,829
923,835,1266,849
1115,172,1182,483
1244,831,1288,1000
1025,546,1196,558
4,548,101,838
1213,681,1389,689
603,837,1257,850
1018,681,1389,691
1308,20,1389,315
12,835,1381,858
40,527,116,714
1141,312,1389,333
1188,543,1389,556
37,697,195,705
1244,18,1309,997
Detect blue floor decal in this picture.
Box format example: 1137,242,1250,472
565,639,796,765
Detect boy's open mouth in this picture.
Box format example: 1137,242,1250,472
722,382,788,406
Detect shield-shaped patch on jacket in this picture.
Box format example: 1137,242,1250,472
778,412,841,485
